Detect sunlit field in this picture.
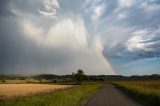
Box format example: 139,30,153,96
0,83,102,106
112,80,160,106
0,84,73,98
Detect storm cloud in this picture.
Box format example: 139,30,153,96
0,0,115,75
0,0,160,75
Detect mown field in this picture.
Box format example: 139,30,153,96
112,80,160,106
0,83,102,106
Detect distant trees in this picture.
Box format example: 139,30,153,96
72,69,87,84
2,79,6,82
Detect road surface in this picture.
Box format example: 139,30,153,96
85,84,143,106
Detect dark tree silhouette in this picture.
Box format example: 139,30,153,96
72,69,86,84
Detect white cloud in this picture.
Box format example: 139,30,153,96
139,1,160,13
117,12,127,20
127,35,145,51
126,29,160,52
38,0,60,19
115,0,136,12
91,4,106,20
22,18,88,50
22,20,44,44
38,9,57,19
83,0,106,21
118,0,135,8
45,18,88,49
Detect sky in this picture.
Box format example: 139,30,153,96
0,0,160,75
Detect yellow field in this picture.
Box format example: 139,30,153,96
0,84,73,98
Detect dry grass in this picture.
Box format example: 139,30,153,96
0,84,73,98
112,80,160,106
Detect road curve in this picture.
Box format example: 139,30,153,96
85,84,143,106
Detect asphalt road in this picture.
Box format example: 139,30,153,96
85,84,143,106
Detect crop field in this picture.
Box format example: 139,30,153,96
0,84,73,99
0,83,102,106
112,80,160,106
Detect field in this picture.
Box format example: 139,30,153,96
0,78,52,84
0,83,102,106
112,80,160,106
0,84,73,98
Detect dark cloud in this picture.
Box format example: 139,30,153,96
0,0,16,17
0,17,76,74
0,20,78,74
10,0,42,16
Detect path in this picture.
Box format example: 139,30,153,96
85,84,143,106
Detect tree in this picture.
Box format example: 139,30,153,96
72,69,87,84
2,79,6,83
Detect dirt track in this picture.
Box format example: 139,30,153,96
85,84,143,106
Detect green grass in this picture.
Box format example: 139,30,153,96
112,80,160,106
0,83,102,106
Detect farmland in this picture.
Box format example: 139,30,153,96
0,84,73,98
0,83,102,106
112,80,160,106
0,74,160,106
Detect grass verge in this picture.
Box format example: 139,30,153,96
111,80,160,106
0,83,102,106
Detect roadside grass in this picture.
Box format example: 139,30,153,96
0,83,102,106
112,80,160,106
